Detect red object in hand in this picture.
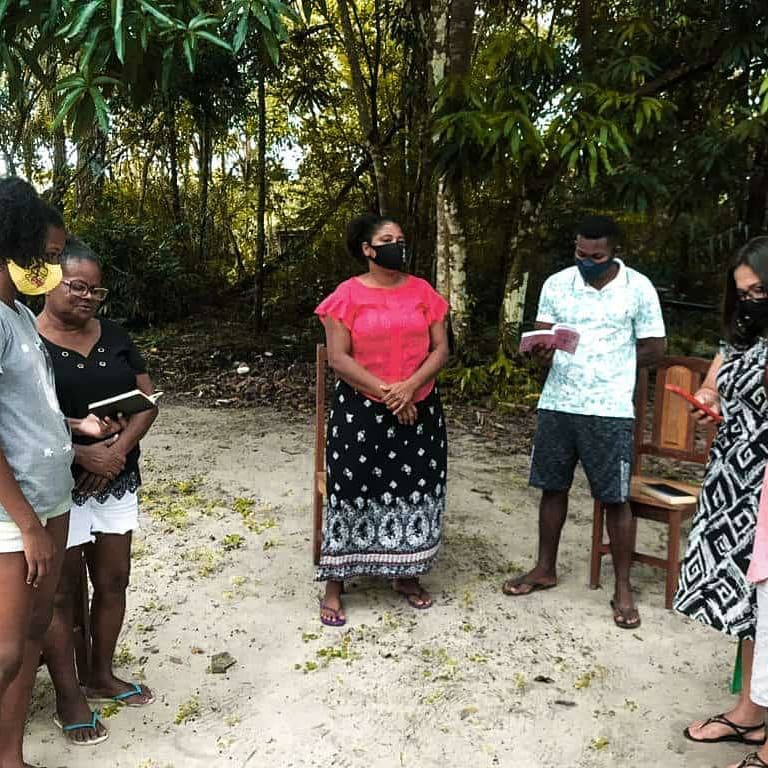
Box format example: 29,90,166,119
665,384,724,423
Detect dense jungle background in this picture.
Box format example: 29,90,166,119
2,0,767,407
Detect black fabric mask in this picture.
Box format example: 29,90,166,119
736,298,768,338
370,242,406,271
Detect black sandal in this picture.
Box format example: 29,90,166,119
736,753,768,768
683,713,766,745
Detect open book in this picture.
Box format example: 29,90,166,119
640,481,697,506
519,324,580,355
88,390,163,419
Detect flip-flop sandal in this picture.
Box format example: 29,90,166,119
683,713,767,745
502,579,557,596
85,682,155,707
736,753,768,767
393,586,433,610
319,600,346,627
610,599,641,630
53,711,109,747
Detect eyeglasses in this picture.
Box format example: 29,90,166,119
62,279,109,302
737,285,768,302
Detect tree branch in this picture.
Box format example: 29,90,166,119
635,53,722,97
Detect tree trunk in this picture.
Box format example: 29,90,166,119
578,0,594,74
446,0,474,79
497,196,542,350
255,60,268,331
21,129,34,180
51,124,67,206
404,0,433,276
439,177,470,344
435,181,449,295
137,139,158,218
197,113,212,264
432,0,475,352
75,131,107,215
166,101,183,229
336,0,390,214
2,149,15,176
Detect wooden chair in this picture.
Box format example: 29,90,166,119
589,356,717,609
312,344,328,565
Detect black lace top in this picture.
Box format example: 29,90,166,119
42,318,147,503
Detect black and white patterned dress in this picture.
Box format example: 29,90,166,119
674,339,768,640
315,380,447,582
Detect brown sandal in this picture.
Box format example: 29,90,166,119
683,713,766,745
610,599,641,629
502,578,557,596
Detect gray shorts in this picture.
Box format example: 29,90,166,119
529,409,634,504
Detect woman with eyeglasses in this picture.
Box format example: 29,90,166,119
674,237,768,767
37,236,157,746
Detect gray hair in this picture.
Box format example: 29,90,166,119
60,235,100,266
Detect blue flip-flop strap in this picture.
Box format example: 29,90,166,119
63,711,99,732
112,683,142,702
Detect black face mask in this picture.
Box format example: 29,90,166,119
370,242,406,271
736,298,768,337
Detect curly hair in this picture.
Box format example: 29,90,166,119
345,213,397,264
42,202,65,232
0,177,48,268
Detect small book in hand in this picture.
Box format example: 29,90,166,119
640,481,697,506
88,390,163,419
519,324,580,355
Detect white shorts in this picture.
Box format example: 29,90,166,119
0,501,69,554
752,581,768,707
66,491,139,549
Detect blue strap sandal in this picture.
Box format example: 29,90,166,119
53,710,109,746
86,682,155,707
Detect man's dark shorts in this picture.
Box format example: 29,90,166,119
529,409,634,504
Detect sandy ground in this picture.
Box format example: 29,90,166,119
23,404,745,768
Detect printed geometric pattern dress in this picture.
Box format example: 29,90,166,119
674,339,768,640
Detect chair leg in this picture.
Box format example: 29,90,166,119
590,501,604,589
312,490,323,566
665,511,682,610
72,553,91,683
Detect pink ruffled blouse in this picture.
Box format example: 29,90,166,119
316,276,449,403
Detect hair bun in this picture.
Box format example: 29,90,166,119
345,212,397,263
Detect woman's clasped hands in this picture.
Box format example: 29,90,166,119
381,381,418,425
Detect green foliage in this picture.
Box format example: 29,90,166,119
440,351,540,409
71,186,207,323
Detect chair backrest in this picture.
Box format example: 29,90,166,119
315,344,328,477
634,355,717,469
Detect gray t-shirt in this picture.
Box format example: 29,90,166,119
0,301,73,522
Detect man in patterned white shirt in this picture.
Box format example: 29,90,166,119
502,215,666,629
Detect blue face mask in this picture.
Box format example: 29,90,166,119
576,257,614,283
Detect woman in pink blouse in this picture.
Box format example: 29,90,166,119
315,213,449,626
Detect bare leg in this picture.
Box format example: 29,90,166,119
687,640,765,743
41,545,106,744
503,490,567,595
0,513,68,768
604,501,639,626
82,532,151,705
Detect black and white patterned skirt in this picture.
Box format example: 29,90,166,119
315,380,447,581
